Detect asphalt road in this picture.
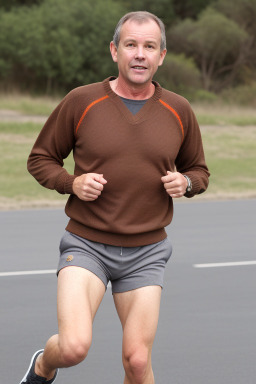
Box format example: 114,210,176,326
1,199,255,384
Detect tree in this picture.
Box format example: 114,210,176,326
214,0,256,83
168,8,249,91
172,0,216,20
0,0,44,10
155,53,201,97
115,0,175,28
0,0,125,92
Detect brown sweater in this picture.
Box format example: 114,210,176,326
27,77,210,246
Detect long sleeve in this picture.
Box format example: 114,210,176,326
173,98,210,197
27,93,77,194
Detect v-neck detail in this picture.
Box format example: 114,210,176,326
102,77,162,125
120,97,148,115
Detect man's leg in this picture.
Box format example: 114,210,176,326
35,266,106,380
114,286,162,384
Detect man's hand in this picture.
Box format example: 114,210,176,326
72,173,107,201
161,171,188,198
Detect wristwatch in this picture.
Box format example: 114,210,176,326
183,175,192,193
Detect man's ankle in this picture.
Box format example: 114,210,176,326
35,352,56,381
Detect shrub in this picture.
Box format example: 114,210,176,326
220,82,256,107
193,89,218,103
155,53,201,98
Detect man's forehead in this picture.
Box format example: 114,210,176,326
120,19,161,42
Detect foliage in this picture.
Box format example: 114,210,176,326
192,90,218,104
0,0,124,92
0,0,44,10
172,0,216,20
0,0,256,97
220,82,256,107
155,53,201,98
117,0,175,28
215,0,256,36
168,8,249,91
214,0,256,79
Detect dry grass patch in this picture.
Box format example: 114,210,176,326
201,125,256,197
193,104,256,126
0,93,61,116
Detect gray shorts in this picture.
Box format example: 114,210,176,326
57,231,172,293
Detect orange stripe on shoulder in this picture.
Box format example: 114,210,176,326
76,95,109,133
159,99,184,142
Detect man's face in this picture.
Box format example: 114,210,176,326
110,19,166,88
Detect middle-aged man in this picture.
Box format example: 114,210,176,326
20,11,210,384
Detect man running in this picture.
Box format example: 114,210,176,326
20,11,209,384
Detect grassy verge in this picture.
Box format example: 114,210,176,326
0,122,74,209
1,93,256,126
200,126,256,199
0,93,61,116
192,104,256,126
0,110,256,209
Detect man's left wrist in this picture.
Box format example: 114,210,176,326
183,175,192,193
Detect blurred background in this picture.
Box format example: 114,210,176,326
0,0,256,208
0,0,256,101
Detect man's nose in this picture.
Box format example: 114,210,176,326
135,46,145,60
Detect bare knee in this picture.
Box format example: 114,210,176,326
123,346,150,383
60,336,91,367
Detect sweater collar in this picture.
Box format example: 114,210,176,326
103,76,162,102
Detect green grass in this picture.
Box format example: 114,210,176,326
192,104,256,126
0,93,61,116
1,93,256,126
0,122,74,207
0,121,41,135
201,126,256,197
1,92,256,126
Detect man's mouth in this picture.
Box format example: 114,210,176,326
131,66,147,70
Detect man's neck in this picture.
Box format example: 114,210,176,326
110,78,155,100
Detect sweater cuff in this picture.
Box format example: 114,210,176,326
184,174,207,198
55,171,77,195
64,175,77,194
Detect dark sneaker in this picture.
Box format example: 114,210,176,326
19,349,58,383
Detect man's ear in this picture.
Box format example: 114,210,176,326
158,48,167,67
110,41,118,63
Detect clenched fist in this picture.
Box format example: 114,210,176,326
72,173,107,201
161,171,188,198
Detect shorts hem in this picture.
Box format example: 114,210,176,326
57,262,108,290
112,280,164,294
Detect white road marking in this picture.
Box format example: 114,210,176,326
0,269,56,277
0,269,111,286
1,261,255,277
194,261,256,268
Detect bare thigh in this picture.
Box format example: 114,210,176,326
57,266,106,356
114,286,162,383
114,286,162,357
